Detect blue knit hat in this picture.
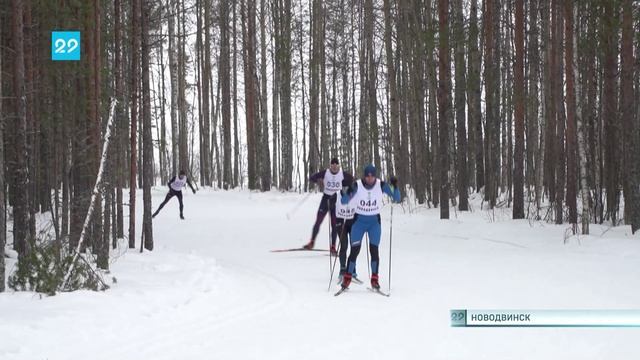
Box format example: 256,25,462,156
363,164,376,177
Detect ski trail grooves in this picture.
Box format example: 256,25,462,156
108,255,290,360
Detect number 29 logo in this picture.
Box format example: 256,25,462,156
52,31,80,61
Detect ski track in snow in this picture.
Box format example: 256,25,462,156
108,261,290,360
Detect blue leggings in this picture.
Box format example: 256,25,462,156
347,214,381,275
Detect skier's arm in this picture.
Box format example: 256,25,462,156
341,182,358,205
381,178,401,203
309,170,325,183
168,176,176,188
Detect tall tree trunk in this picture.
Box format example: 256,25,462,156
115,0,124,240
141,0,154,250
438,0,451,219
575,2,590,234
483,0,498,207
24,1,37,228
158,25,168,185
11,0,32,257
513,0,525,218
178,0,189,174
553,0,566,225
365,0,379,169
202,0,212,186
468,0,483,193
0,16,5,291
527,0,541,209
220,0,233,189
242,0,258,189
168,0,179,176
602,0,619,224
129,0,140,249
408,0,427,204
320,5,329,168
259,0,271,191
233,2,241,187
454,0,468,211
564,0,577,227
384,0,406,198
271,0,280,189
424,1,439,206
543,0,556,211
309,0,321,177
621,0,638,231
196,0,203,186
93,0,105,266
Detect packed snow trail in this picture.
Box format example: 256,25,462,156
2,188,640,359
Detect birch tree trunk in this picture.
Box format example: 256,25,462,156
574,3,590,235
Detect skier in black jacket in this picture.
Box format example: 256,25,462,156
303,157,354,254
152,170,196,219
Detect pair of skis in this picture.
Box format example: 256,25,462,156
270,247,390,297
334,286,389,297
333,276,388,297
270,247,329,253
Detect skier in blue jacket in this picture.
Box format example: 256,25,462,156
340,164,400,290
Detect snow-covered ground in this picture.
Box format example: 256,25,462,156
2,188,640,359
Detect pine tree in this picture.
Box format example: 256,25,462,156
513,0,525,219
259,0,271,191
0,16,5,292
454,0,468,211
564,0,577,227
114,0,125,241
438,0,451,219
242,0,259,189
129,0,140,249
309,0,321,179
602,0,620,224
220,0,233,189
11,0,33,257
141,0,154,250
468,0,483,193
201,0,212,186
168,0,179,176
621,0,639,232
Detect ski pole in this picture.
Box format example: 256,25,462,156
388,204,393,295
328,196,350,290
328,198,332,281
286,191,313,220
365,232,371,280
328,217,347,291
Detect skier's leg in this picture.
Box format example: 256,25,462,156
153,191,175,217
341,217,365,288
338,219,348,273
369,216,382,288
177,191,184,218
345,219,356,277
310,197,328,242
347,218,366,274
